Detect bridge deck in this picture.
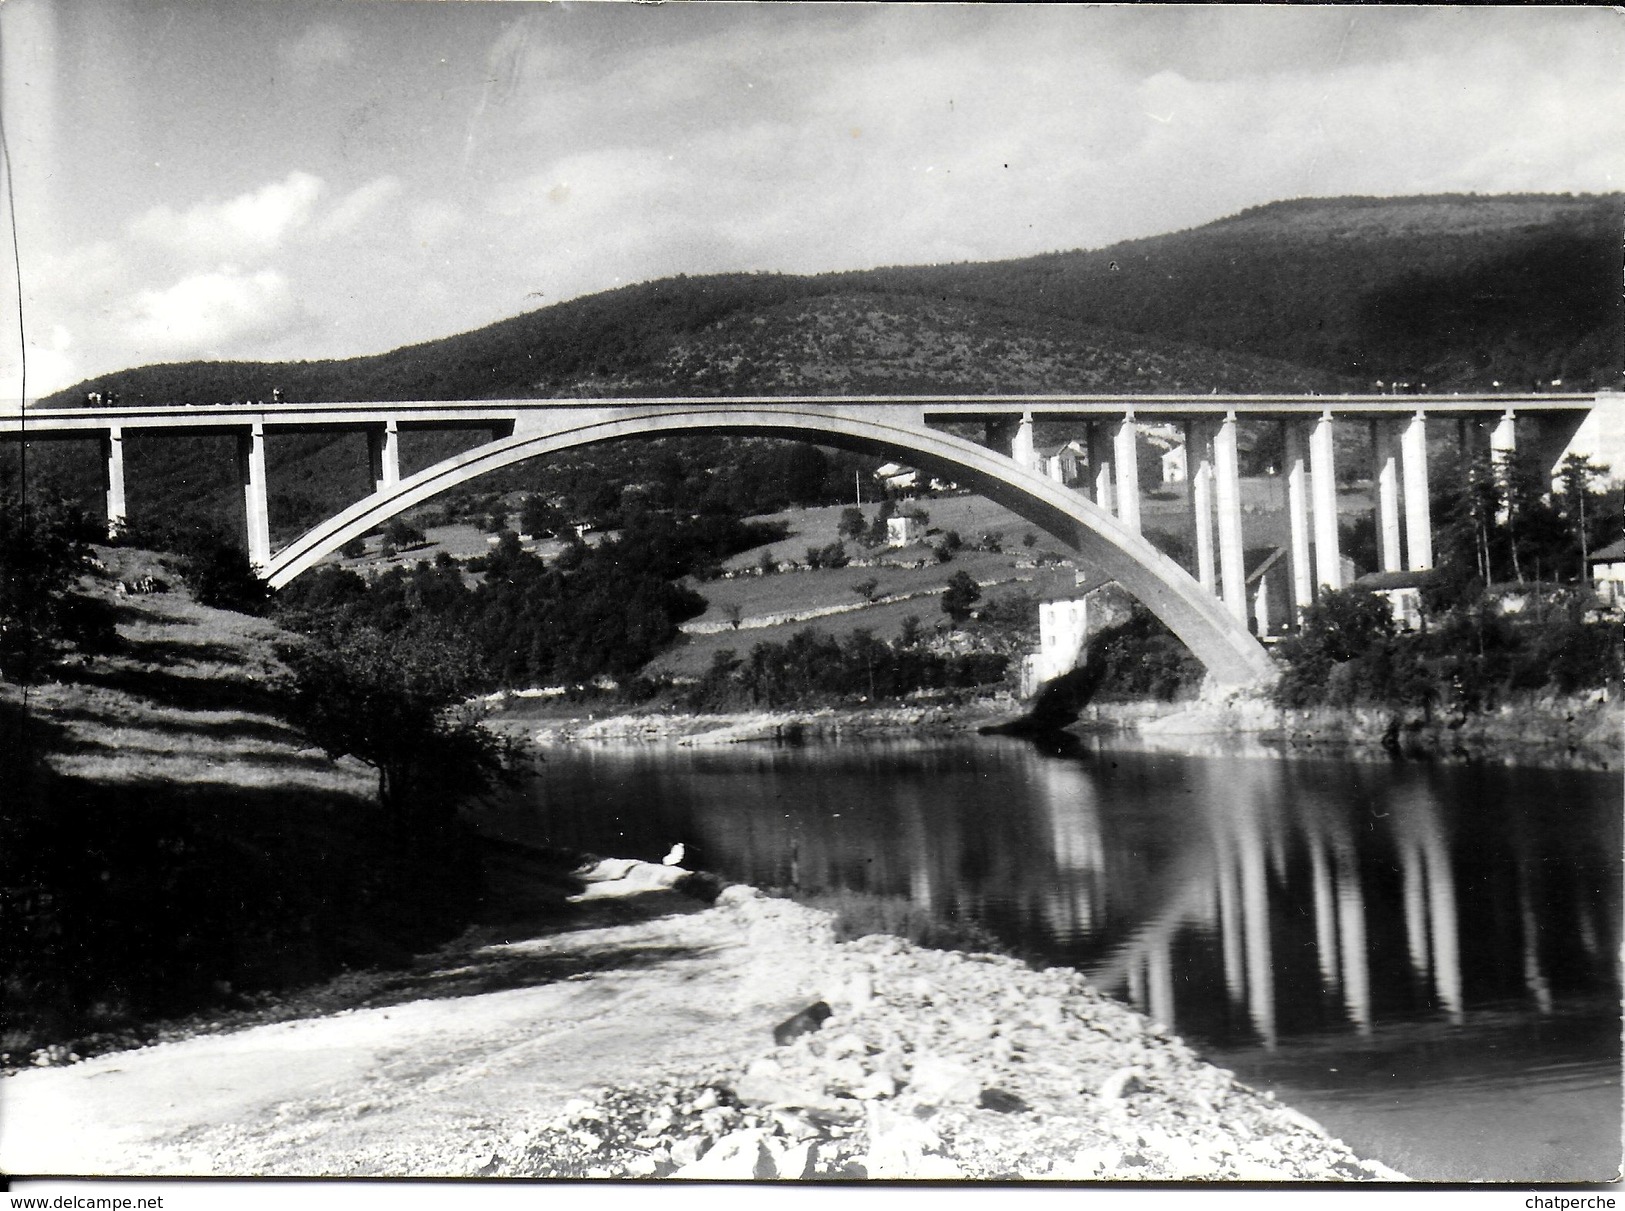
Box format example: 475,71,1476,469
0,393,1606,437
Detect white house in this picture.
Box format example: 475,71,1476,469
1161,444,1187,485
886,515,928,547
1588,539,1625,606
1035,440,1087,486
873,462,919,492
1353,569,1437,632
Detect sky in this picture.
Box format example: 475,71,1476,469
0,1,1620,403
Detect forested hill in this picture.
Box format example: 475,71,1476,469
45,192,1622,408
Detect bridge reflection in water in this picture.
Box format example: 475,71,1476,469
486,735,1619,1177
491,737,1617,1050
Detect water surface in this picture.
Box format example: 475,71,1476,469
486,736,1621,1182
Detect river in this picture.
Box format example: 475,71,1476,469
483,734,1622,1182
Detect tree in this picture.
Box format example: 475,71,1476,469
174,531,270,615
383,517,427,550
852,578,880,603
941,570,982,624
0,492,98,680
280,622,509,832
339,536,367,559
1557,453,1608,579
899,614,924,648
838,506,867,541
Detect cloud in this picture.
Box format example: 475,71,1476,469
130,171,325,261
315,176,404,240
121,268,302,357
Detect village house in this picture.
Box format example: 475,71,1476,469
1352,569,1438,632
1587,538,1625,607
886,514,928,547
1034,440,1088,486
873,462,919,492
1019,570,1131,697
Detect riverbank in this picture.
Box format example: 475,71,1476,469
0,849,1404,1181
493,687,1620,769
1072,689,1622,769
508,701,1013,746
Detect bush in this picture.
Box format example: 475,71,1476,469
941,571,982,624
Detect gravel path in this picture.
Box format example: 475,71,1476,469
0,865,1404,1181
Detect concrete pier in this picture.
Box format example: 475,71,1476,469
102,426,126,539
1401,411,1433,570
238,423,271,570
1310,411,1342,591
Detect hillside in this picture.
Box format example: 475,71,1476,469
859,194,1622,390
1,546,486,1059
18,192,1620,541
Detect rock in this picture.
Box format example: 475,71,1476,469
774,1001,833,1045
689,1087,719,1112
906,1055,981,1106
824,1032,868,1060
842,970,874,1010
861,1104,959,1179
668,1136,710,1167
951,1017,995,1043
852,1071,897,1100
762,1136,815,1179
1025,996,1066,1031
673,1128,772,1179
977,1087,1028,1114
624,1155,659,1177
1096,1066,1150,1102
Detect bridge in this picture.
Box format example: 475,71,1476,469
2,392,1611,687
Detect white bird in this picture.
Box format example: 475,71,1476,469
662,843,686,867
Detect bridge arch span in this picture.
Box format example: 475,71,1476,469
264,404,1277,687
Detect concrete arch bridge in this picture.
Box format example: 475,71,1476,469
4,392,1611,688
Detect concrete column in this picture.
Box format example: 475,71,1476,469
368,419,401,494
1372,419,1402,573
102,426,126,539
1113,413,1140,533
1490,408,1517,522
1253,573,1272,637
1011,410,1036,472
1310,410,1342,591
1284,420,1313,616
1213,411,1246,623
1187,420,1216,593
239,422,271,570
1401,411,1433,570
1490,408,1517,462
1088,422,1115,514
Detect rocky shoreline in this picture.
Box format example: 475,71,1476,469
459,874,1406,1181
0,854,1406,1181
496,690,1620,769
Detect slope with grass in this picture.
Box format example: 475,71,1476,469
1,546,484,1063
